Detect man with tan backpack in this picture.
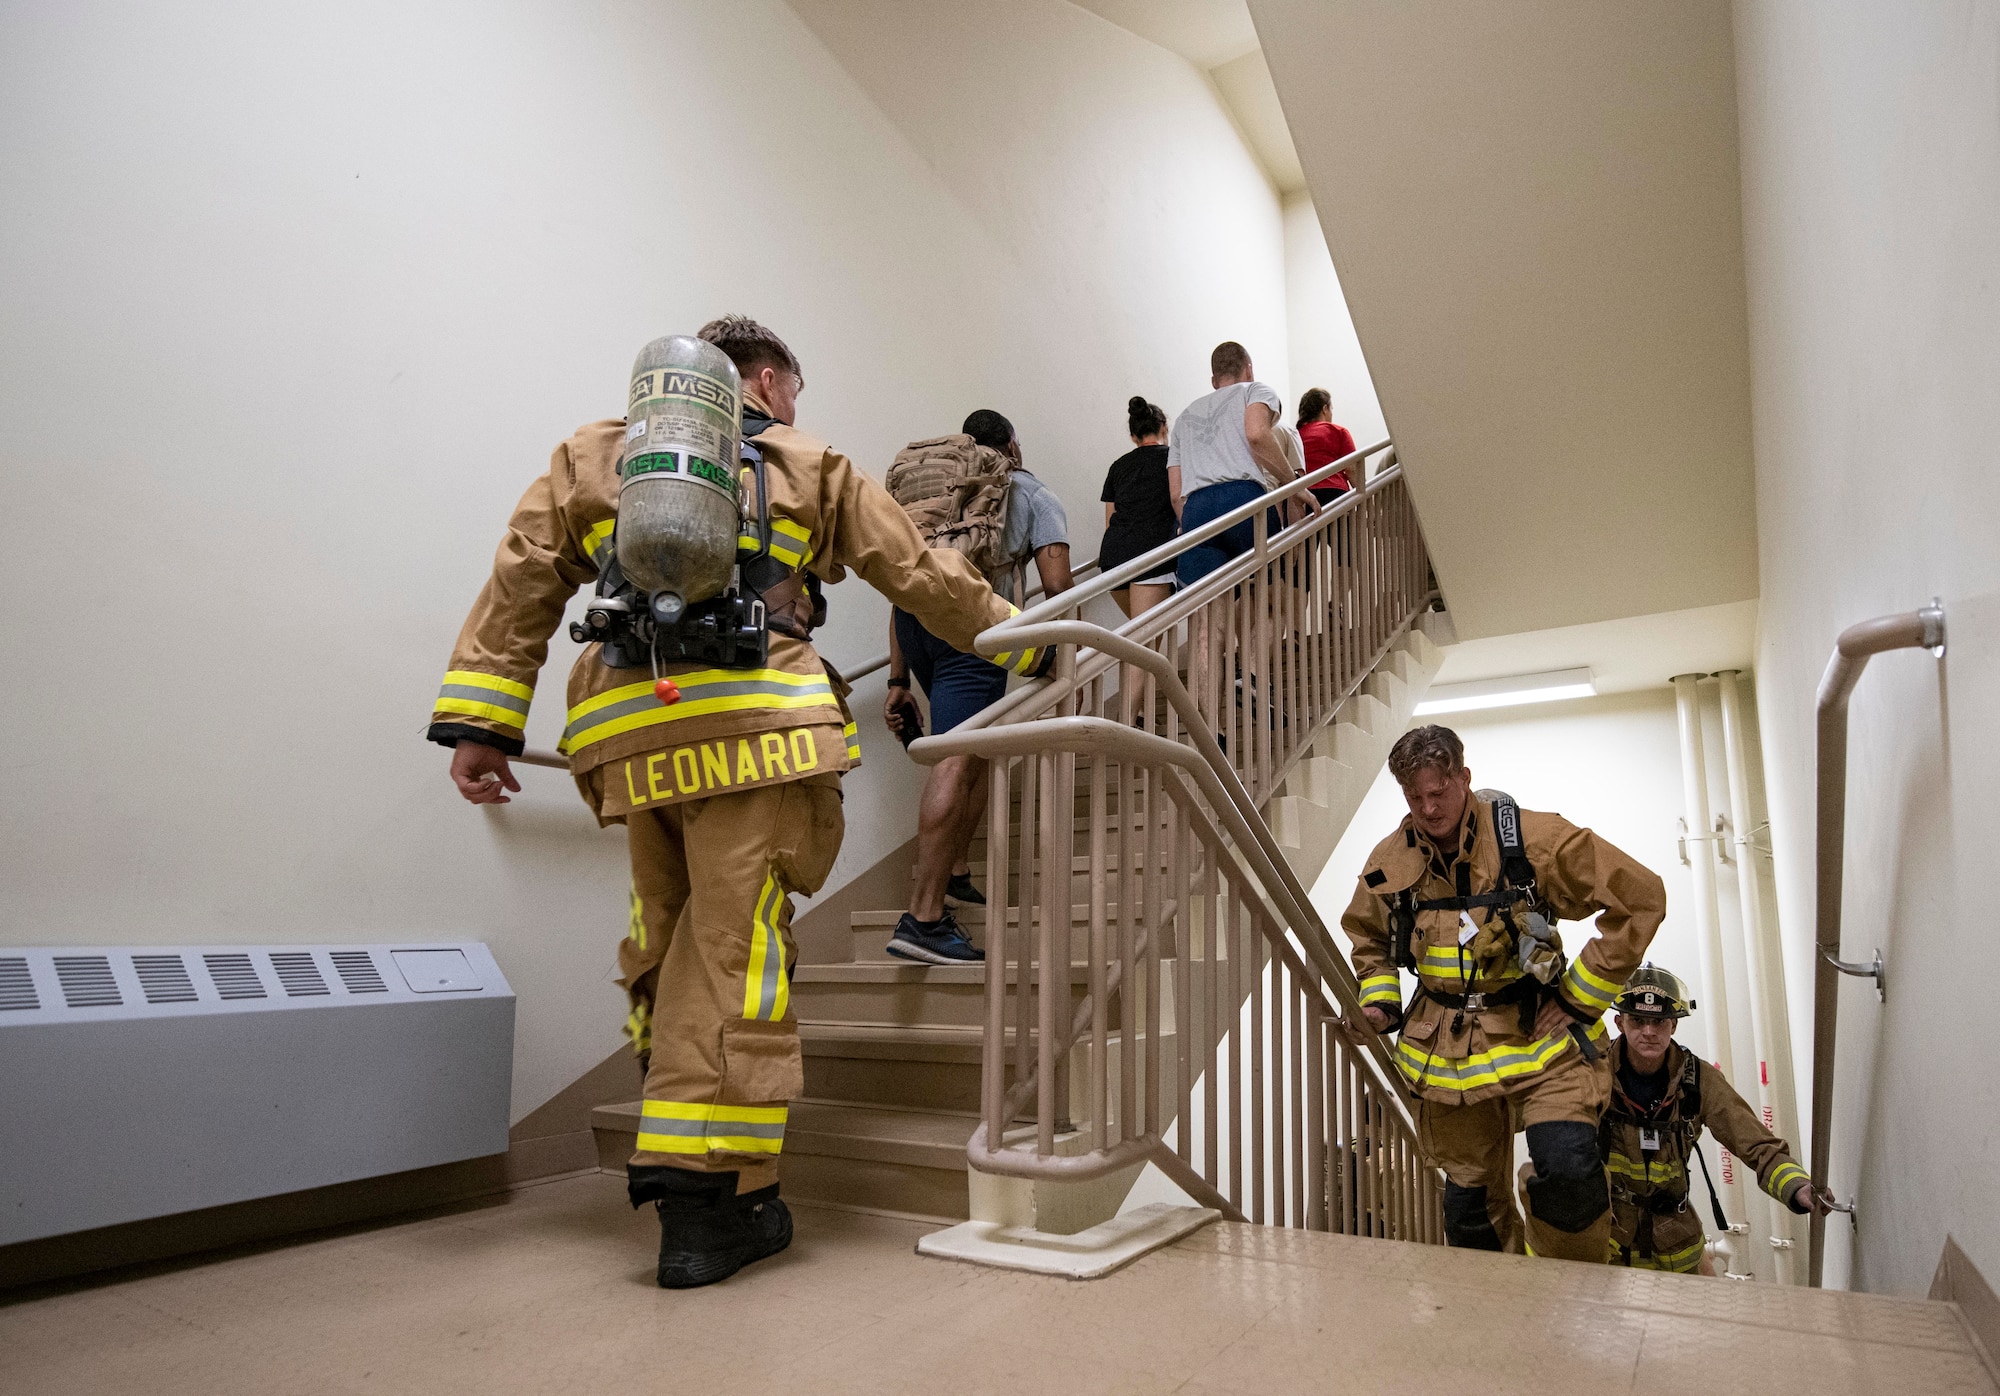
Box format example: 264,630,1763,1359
881,409,1071,963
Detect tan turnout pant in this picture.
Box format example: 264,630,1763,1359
1416,1049,1613,1263
615,774,844,1195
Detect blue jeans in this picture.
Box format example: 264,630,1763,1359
1176,479,1280,586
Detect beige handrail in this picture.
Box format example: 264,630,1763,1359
1808,602,1945,1286
903,450,1444,1237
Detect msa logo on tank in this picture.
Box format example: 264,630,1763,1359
1494,798,1520,850
622,446,736,492
629,366,737,413
623,364,740,502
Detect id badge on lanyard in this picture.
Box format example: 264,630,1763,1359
1640,1127,1661,1153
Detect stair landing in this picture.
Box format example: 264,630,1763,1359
8,1171,1990,1396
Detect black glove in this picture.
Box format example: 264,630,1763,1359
1027,645,1058,680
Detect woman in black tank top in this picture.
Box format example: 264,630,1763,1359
1099,396,1177,620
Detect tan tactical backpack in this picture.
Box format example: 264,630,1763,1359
885,433,1018,576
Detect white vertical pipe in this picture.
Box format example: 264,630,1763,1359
1670,674,1754,1276
1715,669,1803,1285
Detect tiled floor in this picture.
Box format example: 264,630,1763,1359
2,1173,1992,1395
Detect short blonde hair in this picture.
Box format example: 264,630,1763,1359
1387,725,1465,785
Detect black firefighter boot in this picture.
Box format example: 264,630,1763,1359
628,1166,792,1289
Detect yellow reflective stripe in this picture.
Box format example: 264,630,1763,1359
625,1001,651,1054
1360,974,1401,1006
739,516,815,569
434,697,530,728
435,670,534,731
990,644,1040,675
628,888,646,950
989,604,1040,676
1394,1020,1609,1091
842,720,861,761
1606,1152,1685,1186
443,670,533,701
560,669,839,754
1766,1161,1808,1200
583,518,616,565
635,1099,787,1156
1614,1234,1706,1272
1417,946,1523,988
742,872,789,1022
1564,957,1621,1011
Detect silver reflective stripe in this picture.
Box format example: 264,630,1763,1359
438,684,531,716
636,1116,787,1140
753,878,784,1020
559,677,833,744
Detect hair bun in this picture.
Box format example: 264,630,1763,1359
1127,396,1147,412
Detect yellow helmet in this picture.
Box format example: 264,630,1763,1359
1615,963,1695,1020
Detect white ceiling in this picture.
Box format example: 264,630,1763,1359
1249,0,1760,642
1069,0,1258,68
1431,599,1758,696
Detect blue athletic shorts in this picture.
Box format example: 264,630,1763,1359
1176,479,1281,586
893,608,1008,734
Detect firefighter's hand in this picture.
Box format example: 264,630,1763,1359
451,740,521,805
1361,1005,1394,1033
1533,997,1581,1041
1789,1180,1834,1217
884,684,920,737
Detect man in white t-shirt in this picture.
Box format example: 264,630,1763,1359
1166,342,1313,722
1166,341,1300,584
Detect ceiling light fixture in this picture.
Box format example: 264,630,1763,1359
1413,667,1596,716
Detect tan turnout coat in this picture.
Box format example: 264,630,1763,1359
429,396,1036,820
1341,794,1667,1105
1604,1038,1809,1270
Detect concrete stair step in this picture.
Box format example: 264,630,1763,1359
799,1021,1039,1111
789,960,1097,1029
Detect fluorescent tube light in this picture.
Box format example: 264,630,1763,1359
1413,667,1596,716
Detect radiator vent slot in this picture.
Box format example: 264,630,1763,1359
133,955,198,1004
330,951,387,994
269,952,329,997
202,953,266,1000
54,956,121,1008
0,957,38,1011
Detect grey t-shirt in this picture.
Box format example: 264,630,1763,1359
1167,380,1286,495
995,469,1068,604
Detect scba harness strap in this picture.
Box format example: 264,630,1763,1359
1603,1050,1730,1258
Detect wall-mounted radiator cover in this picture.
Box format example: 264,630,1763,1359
0,943,514,1246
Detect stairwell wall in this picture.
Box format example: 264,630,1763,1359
0,0,1289,1120
1732,0,2000,1296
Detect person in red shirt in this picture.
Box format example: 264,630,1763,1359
1297,388,1358,505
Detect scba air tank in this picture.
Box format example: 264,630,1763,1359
617,336,744,620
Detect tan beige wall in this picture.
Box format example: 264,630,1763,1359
1253,0,1759,639
1734,0,2000,1295
0,1,1286,1120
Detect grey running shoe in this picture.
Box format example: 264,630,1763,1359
885,910,984,964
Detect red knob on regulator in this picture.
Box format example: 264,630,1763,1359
654,679,681,705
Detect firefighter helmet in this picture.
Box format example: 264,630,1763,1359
1615,963,1695,1019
